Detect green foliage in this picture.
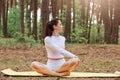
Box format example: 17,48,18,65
75,2,81,25
12,32,22,39
118,28,120,44
90,24,104,44
59,5,67,36
60,5,67,25
8,6,20,38
96,27,104,44
0,23,1,37
90,25,97,44
23,35,37,46
38,22,43,41
70,26,87,44
4,0,119,45
7,6,37,46
15,33,37,47
70,4,87,44
0,33,1,38
0,36,37,48
0,38,17,47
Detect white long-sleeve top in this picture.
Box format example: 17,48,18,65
44,36,76,58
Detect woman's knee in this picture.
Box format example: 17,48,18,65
31,61,39,68
31,61,46,69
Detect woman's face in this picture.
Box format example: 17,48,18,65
54,20,63,33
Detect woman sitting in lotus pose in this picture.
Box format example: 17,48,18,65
31,18,80,76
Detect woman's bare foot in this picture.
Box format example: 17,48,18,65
59,71,70,76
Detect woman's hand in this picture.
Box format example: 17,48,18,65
72,56,79,59
71,56,80,63
70,56,80,68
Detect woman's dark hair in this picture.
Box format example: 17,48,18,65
43,18,61,39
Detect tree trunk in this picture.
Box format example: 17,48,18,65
51,0,57,18
86,0,91,43
26,0,31,37
72,0,75,31
9,0,17,8
61,0,63,14
111,0,120,44
64,0,71,42
2,0,8,37
57,0,61,18
96,0,102,39
87,0,94,43
41,0,49,39
0,0,2,31
60,0,64,20
20,0,24,37
109,0,114,43
86,0,90,28
33,0,38,40
13,0,17,6
9,0,13,8
80,0,85,27
101,0,111,44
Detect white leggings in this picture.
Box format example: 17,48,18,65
46,59,66,71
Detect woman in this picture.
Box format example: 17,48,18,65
31,18,80,76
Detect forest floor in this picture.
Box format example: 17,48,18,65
0,44,120,80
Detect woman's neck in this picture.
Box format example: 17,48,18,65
52,31,59,36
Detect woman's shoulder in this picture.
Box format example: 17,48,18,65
44,36,65,41
59,36,65,39
44,36,51,41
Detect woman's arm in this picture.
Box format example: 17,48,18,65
45,37,77,58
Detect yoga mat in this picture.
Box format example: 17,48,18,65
1,68,120,78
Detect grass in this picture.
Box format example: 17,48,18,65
0,44,120,80
0,38,38,48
